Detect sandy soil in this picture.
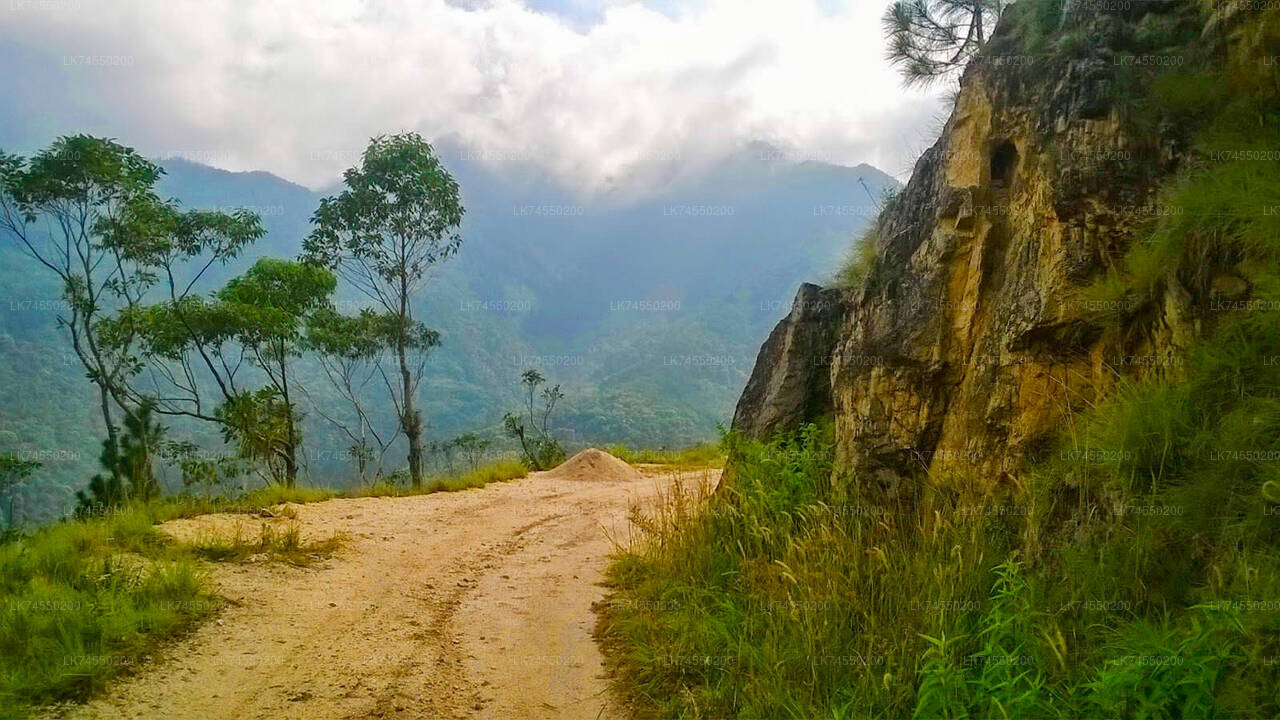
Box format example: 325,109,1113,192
50,459,719,720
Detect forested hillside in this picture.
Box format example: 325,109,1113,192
0,145,895,523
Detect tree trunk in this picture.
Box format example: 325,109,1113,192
98,382,119,460
400,339,423,488
397,269,425,489
280,352,298,488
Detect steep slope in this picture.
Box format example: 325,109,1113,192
737,0,1206,494
607,3,1280,717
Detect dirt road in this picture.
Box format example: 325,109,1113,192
54,459,718,720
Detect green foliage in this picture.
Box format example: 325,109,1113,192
424,458,527,493
76,402,166,515
0,506,215,717
833,227,880,289
217,258,336,342
351,458,527,497
450,432,492,471
883,0,1007,86
0,455,38,529
503,369,566,470
307,306,435,359
1011,0,1066,53
1086,607,1242,718
215,388,296,486
603,442,726,469
302,132,464,487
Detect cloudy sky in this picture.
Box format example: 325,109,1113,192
0,0,947,194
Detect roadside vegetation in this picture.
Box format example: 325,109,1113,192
604,443,725,470
600,1,1280,717
0,456,530,719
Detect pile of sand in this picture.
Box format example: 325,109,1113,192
540,448,642,482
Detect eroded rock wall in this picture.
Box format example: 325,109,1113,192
733,283,847,440
735,3,1209,497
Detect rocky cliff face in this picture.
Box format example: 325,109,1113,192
733,2,1215,497
732,283,847,439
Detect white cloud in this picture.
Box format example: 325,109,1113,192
0,0,945,192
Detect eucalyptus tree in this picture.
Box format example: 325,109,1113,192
214,258,336,486
124,258,337,487
302,133,463,488
0,136,161,451
305,307,430,483
0,136,261,454
118,198,265,419
883,0,1008,85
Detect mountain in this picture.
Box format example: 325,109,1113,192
0,146,897,522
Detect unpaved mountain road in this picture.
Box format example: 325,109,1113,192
52,462,718,720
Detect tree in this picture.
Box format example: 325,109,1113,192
114,199,264,421
452,432,492,471
302,133,464,488
883,0,1008,86
305,307,428,483
215,258,336,486
0,136,163,460
0,136,261,494
122,258,334,488
76,400,165,513
503,370,566,471
0,454,39,528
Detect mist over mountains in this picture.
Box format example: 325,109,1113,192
0,142,896,520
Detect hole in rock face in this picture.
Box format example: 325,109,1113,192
990,141,1018,189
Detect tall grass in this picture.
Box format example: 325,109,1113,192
0,506,216,718
600,418,1276,717
600,52,1280,716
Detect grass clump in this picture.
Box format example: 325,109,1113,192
180,522,344,567
426,458,528,492
0,506,217,717
604,443,725,469
833,227,880,289
147,485,336,523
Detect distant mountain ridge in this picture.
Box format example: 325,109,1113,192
0,145,898,522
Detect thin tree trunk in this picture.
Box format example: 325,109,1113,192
398,272,424,488
98,382,118,458
400,338,423,488
280,348,298,488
